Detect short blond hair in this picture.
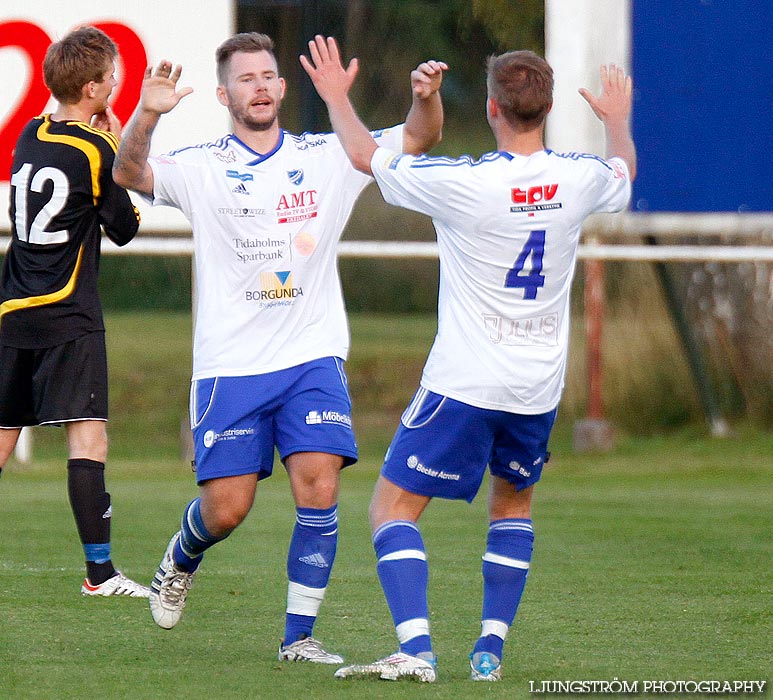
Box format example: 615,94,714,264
43,26,117,104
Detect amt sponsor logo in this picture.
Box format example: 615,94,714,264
277,190,316,210
276,189,319,224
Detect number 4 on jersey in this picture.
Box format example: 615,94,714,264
505,229,545,299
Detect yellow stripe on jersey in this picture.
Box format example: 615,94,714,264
0,244,85,325
37,116,102,205
78,122,120,152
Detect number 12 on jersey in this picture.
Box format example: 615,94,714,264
505,229,545,300
11,163,69,245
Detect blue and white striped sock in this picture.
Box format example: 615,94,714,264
473,518,534,661
284,505,338,644
173,498,227,573
374,520,433,658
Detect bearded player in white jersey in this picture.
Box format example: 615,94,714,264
302,35,636,682
113,33,445,663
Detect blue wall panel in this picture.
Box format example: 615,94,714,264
631,0,771,212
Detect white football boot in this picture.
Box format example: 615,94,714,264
149,532,196,629
334,651,437,682
81,571,150,597
278,635,344,664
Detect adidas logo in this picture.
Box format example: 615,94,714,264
232,182,250,195
102,505,112,519
299,553,329,568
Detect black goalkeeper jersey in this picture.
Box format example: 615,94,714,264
0,115,140,348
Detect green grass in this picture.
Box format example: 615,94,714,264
21,309,750,463
1,428,770,699
2,311,771,698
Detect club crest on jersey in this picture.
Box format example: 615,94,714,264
510,183,562,214
287,169,304,185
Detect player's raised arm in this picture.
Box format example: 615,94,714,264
402,59,447,155
300,35,377,174
579,63,637,180
113,61,193,196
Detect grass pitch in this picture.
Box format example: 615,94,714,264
1,312,770,697
1,428,770,699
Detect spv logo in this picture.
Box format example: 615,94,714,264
511,183,558,204
510,183,562,214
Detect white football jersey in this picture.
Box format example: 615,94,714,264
371,147,631,414
149,126,402,379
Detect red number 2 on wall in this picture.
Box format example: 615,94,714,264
0,20,148,182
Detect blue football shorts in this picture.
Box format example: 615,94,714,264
189,357,358,484
381,387,557,502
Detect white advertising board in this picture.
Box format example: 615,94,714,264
0,0,235,231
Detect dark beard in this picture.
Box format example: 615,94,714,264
231,104,279,132
240,114,276,132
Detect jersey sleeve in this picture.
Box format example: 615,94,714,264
588,156,631,214
99,184,140,246
97,139,140,247
370,146,454,220
317,125,406,203
371,124,404,151
148,148,204,214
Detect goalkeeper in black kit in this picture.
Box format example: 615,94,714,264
0,26,147,597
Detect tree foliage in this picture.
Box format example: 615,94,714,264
470,0,544,51
238,0,544,132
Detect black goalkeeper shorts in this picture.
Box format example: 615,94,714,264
0,332,109,427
